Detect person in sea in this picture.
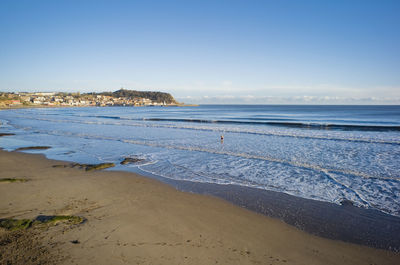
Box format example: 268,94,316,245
220,135,224,143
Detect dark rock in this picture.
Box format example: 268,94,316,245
15,146,51,151
340,199,354,206
0,133,15,137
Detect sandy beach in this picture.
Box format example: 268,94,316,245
0,149,398,265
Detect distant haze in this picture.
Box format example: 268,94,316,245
0,0,399,104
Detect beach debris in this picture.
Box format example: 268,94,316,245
0,178,28,183
14,146,51,151
120,156,145,165
70,240,80,244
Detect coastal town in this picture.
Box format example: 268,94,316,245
0,89,179,108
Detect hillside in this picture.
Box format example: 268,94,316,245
97,89,178,104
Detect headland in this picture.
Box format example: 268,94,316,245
0,89,197,108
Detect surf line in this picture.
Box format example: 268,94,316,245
6,121,398,182
121,139,394,181
13,115,400,146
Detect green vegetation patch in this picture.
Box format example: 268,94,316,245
120,157,145,165
15,146,51,151
0,178,28,183
0,215,85,231
35,215,85,225
84,163,115,171
0,219,32,231
53,162,115,171
71,162,115,171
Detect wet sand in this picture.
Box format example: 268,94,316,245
1,149,399,264
165,178,400,250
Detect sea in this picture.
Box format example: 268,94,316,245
1,105,400,218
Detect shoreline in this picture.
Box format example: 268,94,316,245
1,149,399,264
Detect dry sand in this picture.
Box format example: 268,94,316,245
0,149,399,265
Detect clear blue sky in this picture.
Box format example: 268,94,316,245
0,0,399,104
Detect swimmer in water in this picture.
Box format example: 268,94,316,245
220,135,224,143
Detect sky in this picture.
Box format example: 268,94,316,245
0,0,399,104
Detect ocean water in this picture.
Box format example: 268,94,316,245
1,105,399,217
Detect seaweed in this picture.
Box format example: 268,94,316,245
0,219,32,231
34,215,85,225
0,178,28,183
84,163,115,171
120,157,145,165
52,162,115,171
0,215,85,231
71,163,115,171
